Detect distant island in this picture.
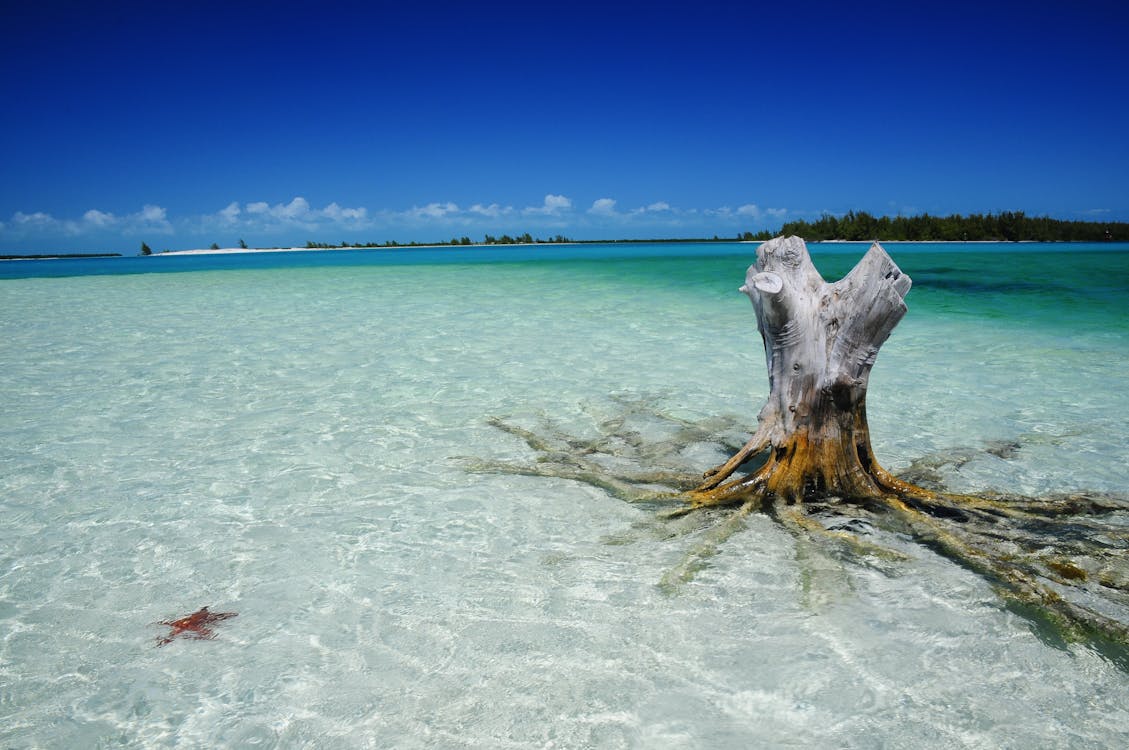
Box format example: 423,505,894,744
1,252,122,260
9,212,1129,260
303,233,571,249
743,210,1129,243
140,211,1129,256
303,211,1128,249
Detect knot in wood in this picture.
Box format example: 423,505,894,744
778,247,802,268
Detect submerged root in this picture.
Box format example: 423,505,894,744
657,499,759,594
461,397,731,504
771,498,912,564
464,398,1129,656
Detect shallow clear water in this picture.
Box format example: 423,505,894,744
2,243,1128,747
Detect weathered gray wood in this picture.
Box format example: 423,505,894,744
749,235,909,438
696,236,913,502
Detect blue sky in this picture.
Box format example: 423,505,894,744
2,1,1127,252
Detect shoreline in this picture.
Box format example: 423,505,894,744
157,246,318,256
161,239,1112,256
155,242,545,256
6,238,1124,260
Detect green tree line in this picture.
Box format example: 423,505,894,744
304,233,573,249
741,211,1129,243
141,213,1127,256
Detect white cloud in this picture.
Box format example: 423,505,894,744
83,209,115,227
544,194,571,211
406,202,460,220
136,204,170,226
702,204,787,226
13,211,56,227
630,201,673,216
524,194,573,216
277,197,310,220
139,205,165,221
209,197,370,232
323,202,367,222
6,205,171,237
589,198,618,216
123,204,173,235
243,197,310,220
1,195,797,248
468,203,513,218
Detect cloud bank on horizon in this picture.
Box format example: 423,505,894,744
0,194,792,251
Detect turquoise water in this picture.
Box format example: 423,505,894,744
2,242,1128,747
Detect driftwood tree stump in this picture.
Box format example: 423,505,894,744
692,235,920,507
468,236,1129,651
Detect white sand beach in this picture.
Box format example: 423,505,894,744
156,241,561,256
157,246,318,256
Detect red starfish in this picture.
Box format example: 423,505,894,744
156,606,237,647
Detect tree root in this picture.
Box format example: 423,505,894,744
657,499,759,594
462,398,1129,659
770,498,912,564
